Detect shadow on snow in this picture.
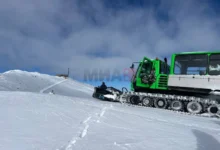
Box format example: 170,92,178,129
192,129,220,150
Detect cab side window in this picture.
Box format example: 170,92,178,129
209,54,220,75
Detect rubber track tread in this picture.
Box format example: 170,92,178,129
117,91,220,118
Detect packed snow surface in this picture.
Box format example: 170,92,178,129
0,70,220,150
0,70,93,98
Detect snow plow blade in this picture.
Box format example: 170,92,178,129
92,87,122,102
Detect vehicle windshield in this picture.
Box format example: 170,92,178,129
209,54,220,75
174,54,208,75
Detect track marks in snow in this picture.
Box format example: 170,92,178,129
114,142,129,150
65,140,77,150
82,116,91,124
39,79,67,93
80,125,89,138
64,116,91,150
99,107,107,117
97,107,108,123
62,105,112,150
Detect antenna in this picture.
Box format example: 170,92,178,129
164,57,167,63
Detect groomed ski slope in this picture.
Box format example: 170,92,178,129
0,70,93,98
0,70,220,150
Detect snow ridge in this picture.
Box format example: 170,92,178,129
0,69,93,98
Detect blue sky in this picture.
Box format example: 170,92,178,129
1,0,220,89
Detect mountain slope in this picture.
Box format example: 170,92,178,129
0,70,93,98
0,70,220,150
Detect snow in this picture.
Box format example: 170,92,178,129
0,70,220,150
210,64,220,71
210,91,220,95
104,94,117,100
0,69,93,98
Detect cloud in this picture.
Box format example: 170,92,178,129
0,0,220,80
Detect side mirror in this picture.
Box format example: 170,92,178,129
130,63,134,69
